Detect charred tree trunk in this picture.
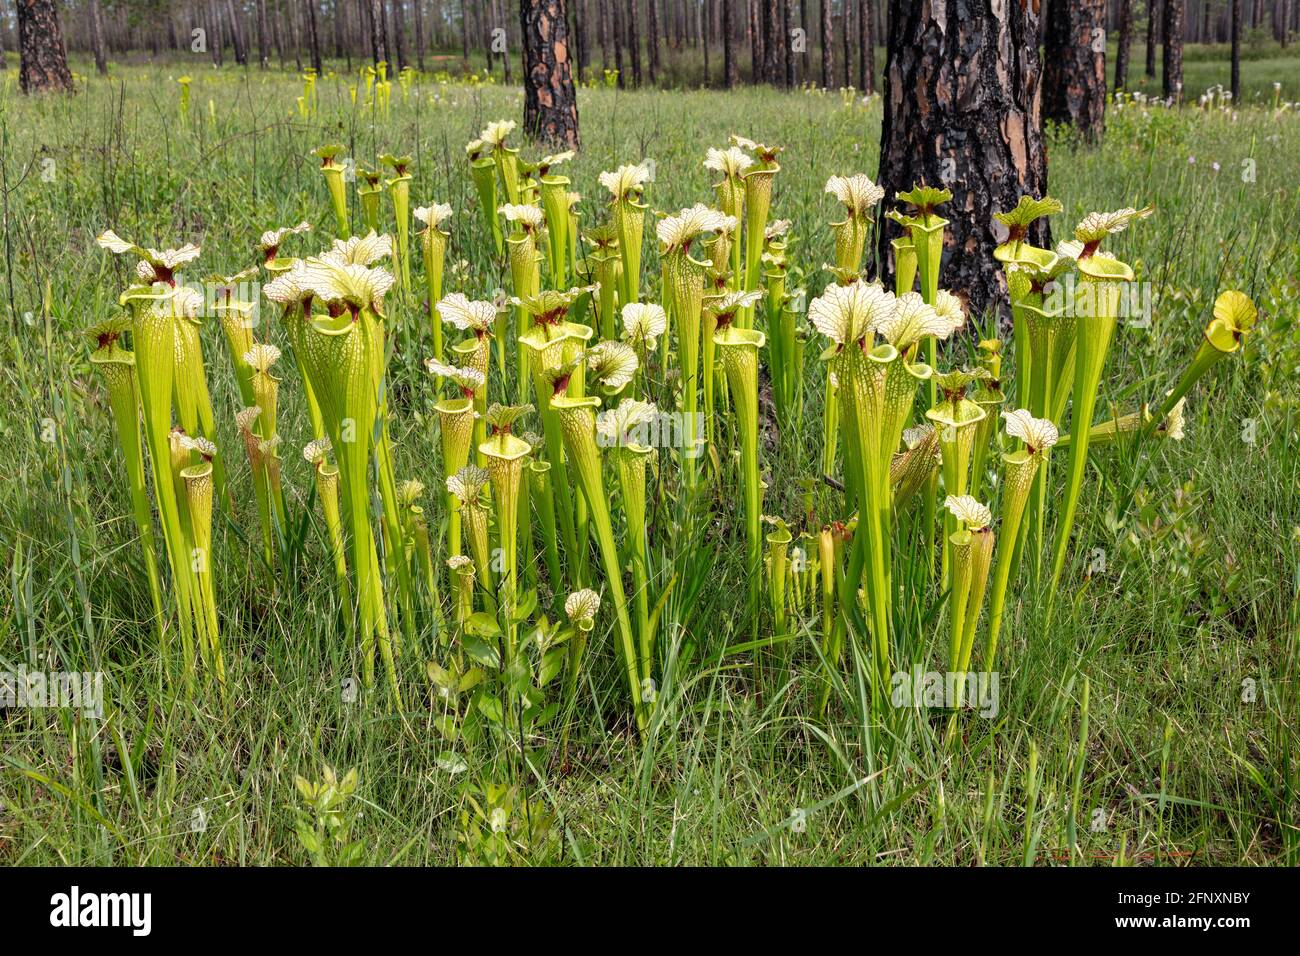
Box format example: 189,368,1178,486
724,0,737,86
522,0,581,148
1146,0,1159,77
628,0,643,86
783,0,794,87
858,0,873,94
17,0,74,93
648,0,660,82
413,0,425,69
877,0,1049,317
1162,0,1182,99
391,0,407,69
1115,0,1133,89
840,1,850,88
305,0,323,72
820,0,830,87
369,0,388,64
611,0,625,85
90,0,108,74
1230,0,1242,99
1043,0,1106,140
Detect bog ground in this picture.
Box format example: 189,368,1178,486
0,67,1297,865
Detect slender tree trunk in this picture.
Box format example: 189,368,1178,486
305,0,323,72
819,0,830,88
750,0,763,82
575,0,590,80
368,0,387,63
414,0,425,69
598,0,611,74
858,0,872,94
1114,0,1133,89
1162,0,1183,99
334,0,346,59
702,0,711,84
460,0,471,62
1146,0,1160,77
628,0,643,86
878,0,1048,315
840,1,850,88
522,0,581,147
612,0,625,85
763,0,780,82
210,1,224,66
16,0,74,92
724,0,737,86
89,0,108,74
648,0,660,82
1231,0,1242,99
783,0,794,87
226,0,247,64
391,0,407,69
1043,0,1106,140
257,0,271,66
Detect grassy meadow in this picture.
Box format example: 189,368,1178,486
0,61,1297,866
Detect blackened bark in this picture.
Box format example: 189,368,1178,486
1146,0,1159,77
1162,0,1182,99
764,0,781,82
628,0,642,86
1043,0,1105,140
877,0,1049,317
306,0,323,72
611,0,625,85
820,0,830,87
1231,0,1241,99
783,0,794,87
1115,0,1133,89
413,0,425,69
840,0,850,88
648,0,660,82
858,0,872,94
17,0,74,93
522,0,581,148
391,0,407,69
724,0,737,86
369,0,388,64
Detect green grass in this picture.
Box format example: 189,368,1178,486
0,63,1297,865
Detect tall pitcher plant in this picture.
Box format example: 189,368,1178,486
415,203,452,360
294,254,403,704
313,144,351,239
599,164,650,305
1049,207,1153,596
658,204,733,487
704,145,753,290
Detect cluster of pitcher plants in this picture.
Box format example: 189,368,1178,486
87,119,1256,747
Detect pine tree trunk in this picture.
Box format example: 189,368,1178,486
90,0,108,74
598,0,611,74
820,0,830,88
210,1,224,66
612,0,625,85
1043,0,1105,140
878,0,1049,316
750,0,763,82
1162,0,1183,99
305,0,323,72
413,0,425,69
628,0,643,86
648,0,660,82
17,0,74,93
703,0,711,84
858,0,872,94
367,0,386,63
522,0,580,147
724,0,737,86
226,0,247,63
1147,0,1160,77
840,1,850,88
391,0,407,69
1231,0,1242,99
1115,0,1133,89
257,0,271,66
